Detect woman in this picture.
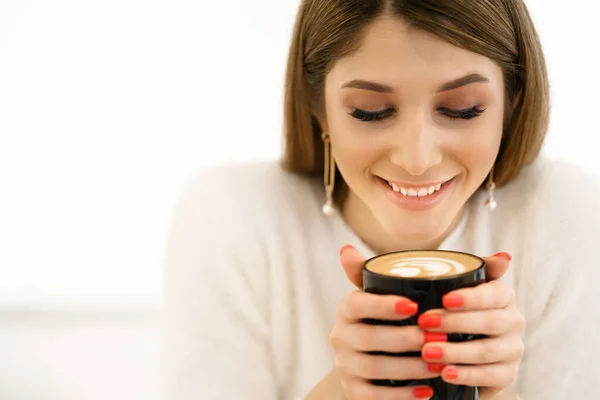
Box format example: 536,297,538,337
161,1,600,399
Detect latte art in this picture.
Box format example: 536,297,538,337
389,257,467,278
365,250,483,279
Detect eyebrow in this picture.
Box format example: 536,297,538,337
341,73,489,93
438,73,489,92
341,80,394,93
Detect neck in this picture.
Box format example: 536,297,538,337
342,193,464,255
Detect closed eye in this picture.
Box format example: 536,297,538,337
349,108,395,122
439,106,486,120
349,106,486,122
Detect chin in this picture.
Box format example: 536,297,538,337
374,208,455,248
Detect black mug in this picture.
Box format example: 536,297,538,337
362,250,486,400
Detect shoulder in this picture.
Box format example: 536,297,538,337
497,155,600,223
187,160,320,199
497,155,600,276
168,161,325,247
176,160,322,221
163,162,324,305
522,156,600,225
537,157,600,252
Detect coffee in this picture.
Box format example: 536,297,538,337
365,250,482,279
363,250,486,400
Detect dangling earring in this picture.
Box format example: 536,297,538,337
484,166,497,211
321,132,336,216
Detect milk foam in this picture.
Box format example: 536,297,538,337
389,256,467,278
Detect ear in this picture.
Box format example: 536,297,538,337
316,116,328,135
312,105,329,134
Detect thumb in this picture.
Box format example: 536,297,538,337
482,252,512,281
339,245,367,289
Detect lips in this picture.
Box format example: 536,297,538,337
382,178,453,198
375,176,456,212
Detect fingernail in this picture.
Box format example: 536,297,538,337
442,293,464,309
340,244,354,256
413,386,434,399
422,346,444,360
418,313,441,329
443,367,459,380
424,331,448,343
427,363,446,373
493,252,512,261
394,300,418,315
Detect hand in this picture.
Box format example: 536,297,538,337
329,245,439,400
419,253,525,399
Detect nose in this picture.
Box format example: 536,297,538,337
388,112,443,176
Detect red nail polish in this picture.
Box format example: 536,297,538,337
444,367,459,380
394,300,418,315
442,293,464,309
340,245,354,256
422,346,444,360
427,363,446,373
493,252,512,261
424,331,448,343
413,386,434,399
418,313,441,329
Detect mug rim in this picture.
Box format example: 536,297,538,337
363,249,485,281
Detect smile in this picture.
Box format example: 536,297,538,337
385,180,444,197
376,176,456,211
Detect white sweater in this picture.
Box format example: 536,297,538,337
160,155,600,400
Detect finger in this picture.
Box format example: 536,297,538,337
340,244,366,289
418,308,524,336
482,253,511,281
343,324,426,353
338,290,418,322
422,335,525,365
442,280,515,311
440,362,519,389
342,377,435,400
341,351,441,381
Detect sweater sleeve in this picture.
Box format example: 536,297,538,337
516,162,600,399
160,169,278,400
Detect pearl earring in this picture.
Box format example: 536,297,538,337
484,166,497,211
321,132,336,216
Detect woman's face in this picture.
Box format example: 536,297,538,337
321,16,505,250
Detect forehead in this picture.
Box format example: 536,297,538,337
327,16,503,91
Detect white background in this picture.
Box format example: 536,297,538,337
0,0,598,399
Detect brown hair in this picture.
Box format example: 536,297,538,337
281,0,550,202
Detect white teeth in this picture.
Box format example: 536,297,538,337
386,180,446,197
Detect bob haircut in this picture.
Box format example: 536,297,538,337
281,0,549,204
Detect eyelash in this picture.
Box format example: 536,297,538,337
349,106,486,122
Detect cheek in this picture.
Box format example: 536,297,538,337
327,111,383,174
445,116,504,178
331,135,381,180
